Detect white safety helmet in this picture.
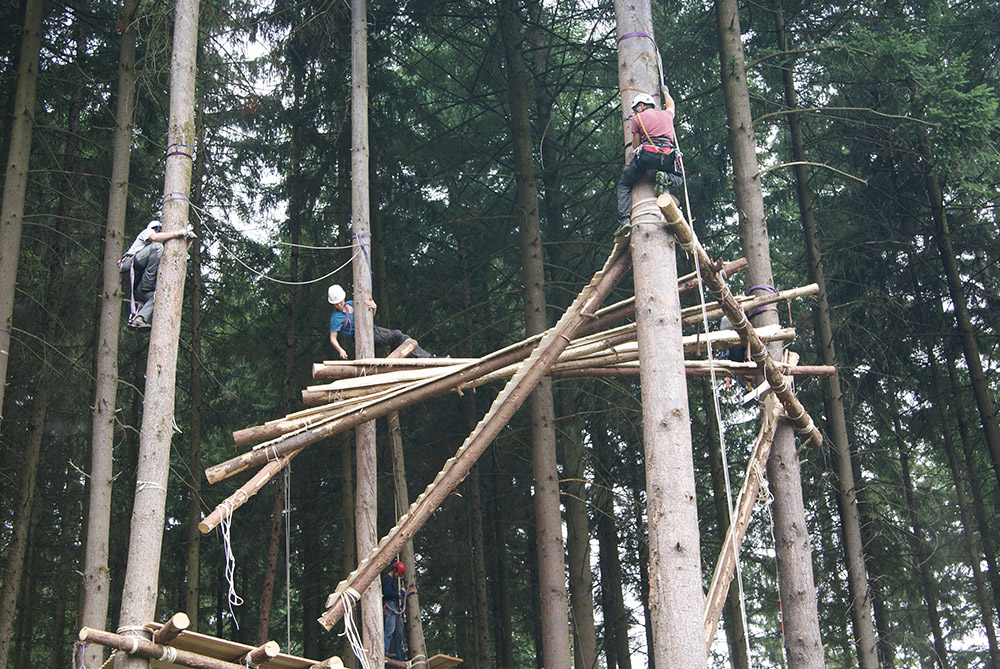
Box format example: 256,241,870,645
631,93,657,111
146,219,162,231
328,284,346,305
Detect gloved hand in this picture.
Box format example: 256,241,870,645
174,225,196,240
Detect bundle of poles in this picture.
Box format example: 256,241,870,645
199,252,828,536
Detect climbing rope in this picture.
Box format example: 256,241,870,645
185,200,359,286
219,497,246,629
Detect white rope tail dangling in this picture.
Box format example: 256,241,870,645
219,497,246,628
338,587,372,669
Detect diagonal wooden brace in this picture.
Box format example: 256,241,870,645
656,193,823,448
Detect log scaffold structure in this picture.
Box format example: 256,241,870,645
183,190,830,662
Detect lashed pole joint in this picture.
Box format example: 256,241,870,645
656,193,823,448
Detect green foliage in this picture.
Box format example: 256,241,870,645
1,0,999,666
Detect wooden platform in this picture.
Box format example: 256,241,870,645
145,622,336,668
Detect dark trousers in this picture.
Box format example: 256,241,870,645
616,149,683,220
120,242,163,322
374,325,432,357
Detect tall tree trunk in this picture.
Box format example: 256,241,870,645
888,381,950,668
488,449,515,668
185,91,207,630
0,214,66,668
615,2,706,666
498,1,572,666
944,345,1000,621
770,3,879,666
562,399,598,669
590,421,632,669
349,0,379,663
0,14,80,658
927,343,1000,668
387,411,430,666
713,0,824,664
114,0,199,665
52,473,79,669
0,0,43,430
917,131,1000,492
460,249,493,669
257,476,285,644
81,2,140,663
702,380,750,669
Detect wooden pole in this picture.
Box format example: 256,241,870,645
703,395,782,649
78,627,245,669
151,612,189,645
657,194,823,447
318,242,631,630
239,640,280,666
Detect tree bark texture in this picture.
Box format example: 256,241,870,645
591,421,632,669
350,0,380,663
114,1,199,666
770,1,879,665
0,0,43,430
81,1,139,657
498,0,572,666
918,131,1000,493
185,91,206,630
714,0,824,664
615,1,707,666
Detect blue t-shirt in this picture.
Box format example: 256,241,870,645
330,300,355,337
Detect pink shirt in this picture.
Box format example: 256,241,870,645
630,108,676,144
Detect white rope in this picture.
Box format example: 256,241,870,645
284,465,293,649
219,498,245,628
338,588,372,669
158,645,177,662
135,480,166,494
189,201,361,287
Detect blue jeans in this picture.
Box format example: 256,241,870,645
384,604,406,659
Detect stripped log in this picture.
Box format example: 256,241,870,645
551,361,834,378
77,627,245,669
240,640,280,666
679,283,818,327
309,658,346,668
303,326,796,404
312,357,477,380
658,194,823,447
201,342,417,533
152,611,189,645
704,395,783,650
318,241,633,630
235,258,748,449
